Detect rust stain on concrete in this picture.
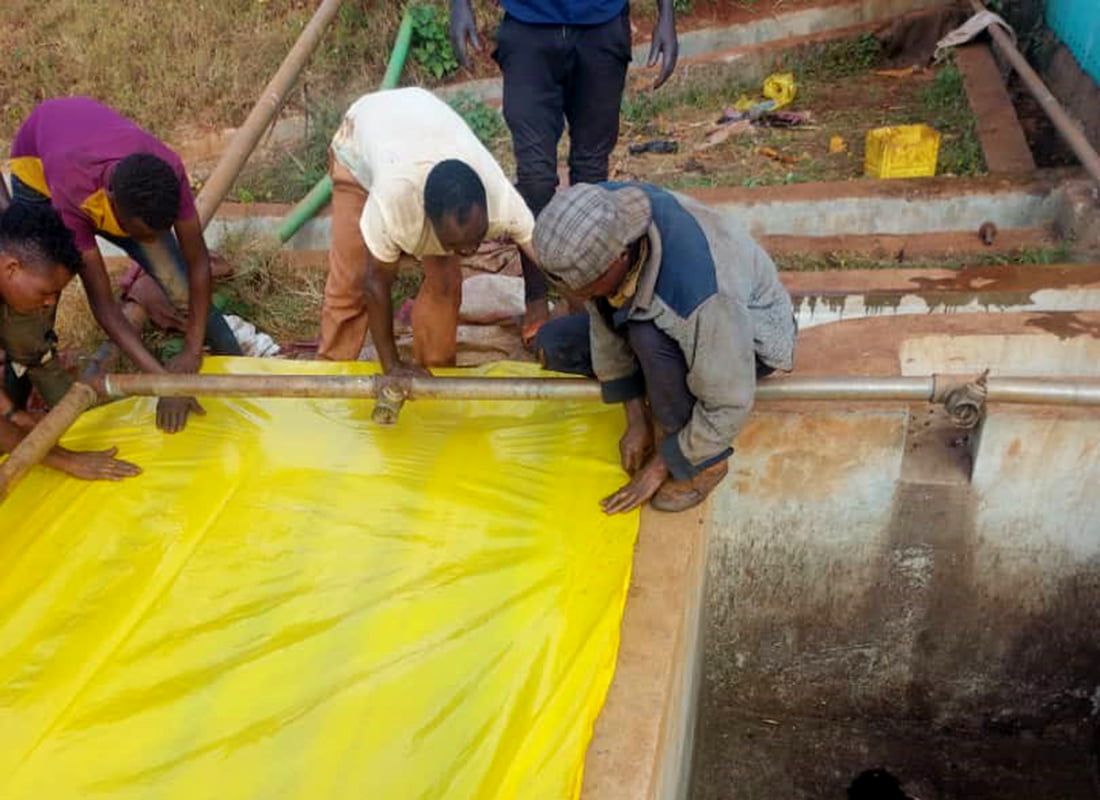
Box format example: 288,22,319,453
1024,312,1100,340
736,414,895,501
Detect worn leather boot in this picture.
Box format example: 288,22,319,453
650,460,729,513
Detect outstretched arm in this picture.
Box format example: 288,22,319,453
0,415,141,481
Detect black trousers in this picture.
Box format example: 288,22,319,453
536,313,775,433
493,10,632,303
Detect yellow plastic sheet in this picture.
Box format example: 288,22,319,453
0,359,638,800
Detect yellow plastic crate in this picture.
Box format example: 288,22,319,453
864,124,941,179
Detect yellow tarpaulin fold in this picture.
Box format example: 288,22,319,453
0,358,638,800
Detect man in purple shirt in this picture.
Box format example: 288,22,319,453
450,0,678,345
7,97,241,433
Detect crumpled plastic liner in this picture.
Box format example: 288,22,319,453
0,358,638,800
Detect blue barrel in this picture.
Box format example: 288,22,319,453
1047,0,1100,83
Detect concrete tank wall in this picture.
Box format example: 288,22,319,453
583,317,1100,799
700,402,1100,731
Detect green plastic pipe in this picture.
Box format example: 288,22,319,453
380,8,416,90
278,174,334,243
277,7,415,244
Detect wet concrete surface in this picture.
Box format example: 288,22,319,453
691,710,1098,800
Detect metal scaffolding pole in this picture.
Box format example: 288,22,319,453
2,373,1099,501
0,383,99,502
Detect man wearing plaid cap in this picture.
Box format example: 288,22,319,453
533,182,796,514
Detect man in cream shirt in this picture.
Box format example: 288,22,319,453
322,87,536,376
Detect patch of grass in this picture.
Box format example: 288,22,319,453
774,252,900,271
937,123,984,177
921,62,986,177
621,92,670,128
448,92,506,147
794,33,882,80
664,174,720,190
0,0,508,144
0,0,309,139
621,74,753,133
216,231,325,343
1003,243,1073,265
214,231,428,344
231,101,343,204
774,243,1073,272
921,61,964,113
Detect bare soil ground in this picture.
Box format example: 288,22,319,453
612,61,982,191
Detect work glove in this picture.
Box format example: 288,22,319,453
649,1,680,90
449,0,481,68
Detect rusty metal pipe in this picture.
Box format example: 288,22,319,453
195,0,345,226
756,376,934,402
98,374,605,402
5,373,1099,502
969,0,1100,187
92,372,1100,406
987,378,1100,406
0,383,98,501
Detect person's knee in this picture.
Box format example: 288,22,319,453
626,321,679,363
205,309,244,356
29,363,74,408
535,313,593,376
322,287,367,313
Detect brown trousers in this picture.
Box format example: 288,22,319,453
319,158,462,365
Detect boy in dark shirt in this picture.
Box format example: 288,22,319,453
0,203,140,482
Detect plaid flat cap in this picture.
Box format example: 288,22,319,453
533,184,652,290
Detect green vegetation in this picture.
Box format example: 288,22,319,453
214,233,325,343
921,61,964,113
621,92,666,127
621,74,753,129
663,174,720,190
922,62,985,176
0,0,506,141
230,101,343,204
410,4,459,80
449,92,506,147
794,33,882,79
774,243,1072,272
